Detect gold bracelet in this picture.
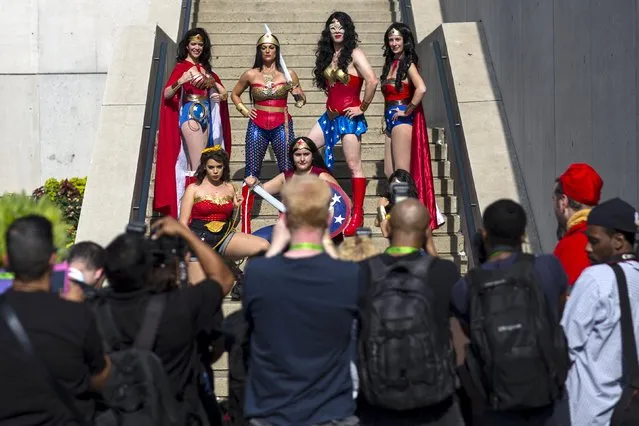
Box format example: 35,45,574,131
236,103,250,118
361,100,371,112
405,103,417,115
171,81,180,90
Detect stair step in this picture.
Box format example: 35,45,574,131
213,55,386,69
229,130,388,145
199,22,393,34
227,103,387,118
229,159,451,180
249,213,461,235
215,43,386,58
199,11,393,22
230,177,454,197
208,32,388,45
229,143,448,162
202,1,395,12
244,194,457,216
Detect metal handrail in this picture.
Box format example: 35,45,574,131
432,40,482,267
180,0,193,39
131,41,168,223
398,0,415,29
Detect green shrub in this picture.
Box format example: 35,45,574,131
0,193,70,266
33,177,86,244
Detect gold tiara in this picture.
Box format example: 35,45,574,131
257,33,279,47
189,33,204,43
202,145,222,154
293,139,311,151
389,28,401,37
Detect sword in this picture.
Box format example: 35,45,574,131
252,184,286,213
264,24,293,84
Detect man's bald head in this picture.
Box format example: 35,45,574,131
389,199,430,236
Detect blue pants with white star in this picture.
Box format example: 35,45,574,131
317,112,368,170
244,119,294,178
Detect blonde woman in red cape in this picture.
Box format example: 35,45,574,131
154,28,232,218
380,22,444,229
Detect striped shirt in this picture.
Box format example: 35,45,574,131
561,260,639,426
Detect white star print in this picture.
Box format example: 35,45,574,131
334,215,345,225
330,194,342,207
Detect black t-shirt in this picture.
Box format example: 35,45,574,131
357,252,462,421
103,280,223,399
0,289,106,425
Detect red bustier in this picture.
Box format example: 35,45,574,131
190,196,234,222
382,80,412,101
284,166,326,181
326,75,363,112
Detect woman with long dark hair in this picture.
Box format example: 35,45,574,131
380,23,444,230
244,137,340,196
179,146,269,259
154,28,232,219
307,12,378,236
231,28,306,234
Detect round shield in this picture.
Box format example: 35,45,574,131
327,182,352,238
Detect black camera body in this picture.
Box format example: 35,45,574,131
126,220,188,287
389,182,410,206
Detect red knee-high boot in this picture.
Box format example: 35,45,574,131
343,177,367,236
240,184,255,234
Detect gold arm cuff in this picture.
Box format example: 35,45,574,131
236,103,250,118
361,100,371,112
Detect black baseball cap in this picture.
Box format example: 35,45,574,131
588,197,639,234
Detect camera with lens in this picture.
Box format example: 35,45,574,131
389,182,410,206
126,220,188,288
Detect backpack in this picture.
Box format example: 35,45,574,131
464,254,569,411
358,254,456,410
94,294,182,426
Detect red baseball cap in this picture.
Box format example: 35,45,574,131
558,163,603,206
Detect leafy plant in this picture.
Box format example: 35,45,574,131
0,193,70,267
32,177,87,244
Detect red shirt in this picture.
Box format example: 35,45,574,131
553,221,590,286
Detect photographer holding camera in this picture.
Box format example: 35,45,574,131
98,216,234,425
376,169,438,256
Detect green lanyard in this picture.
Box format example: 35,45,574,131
385,246,420,255
289,242,324,252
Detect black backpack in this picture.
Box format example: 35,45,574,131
358,254,456,410
464,254,569,411
94,294,182,426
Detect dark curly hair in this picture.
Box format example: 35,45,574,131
177,28,213,74
384,168,419,205
380,23,419,92
313,12,359,91
288,137,332,174
195,148,230,184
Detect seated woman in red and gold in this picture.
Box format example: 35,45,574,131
179,147,269,259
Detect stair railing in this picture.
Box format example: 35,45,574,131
129,39,168,224
432,40,482,268
399,0,482,268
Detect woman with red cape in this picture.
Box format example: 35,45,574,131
380,22,445,230
154,28,232,218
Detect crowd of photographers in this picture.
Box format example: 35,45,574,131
0,164,638,426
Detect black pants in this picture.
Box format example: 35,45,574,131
358,396,465,426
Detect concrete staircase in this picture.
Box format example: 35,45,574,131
192,0,465,397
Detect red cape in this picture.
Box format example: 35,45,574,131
410,104,440,230
554,221,590,286
153,62,232,218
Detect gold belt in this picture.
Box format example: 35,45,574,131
326,107,347,121
254,105,287,113
184,94,208,102
385,99,411,109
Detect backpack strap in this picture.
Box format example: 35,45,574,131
134,294,167,351
611,263,639,388
0,295,92,426
94,299,122,353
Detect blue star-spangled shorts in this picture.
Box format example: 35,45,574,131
318,112,368,169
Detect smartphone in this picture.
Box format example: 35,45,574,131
390,182,410,205
51,263,70,295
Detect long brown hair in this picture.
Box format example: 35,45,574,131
195,148,230,184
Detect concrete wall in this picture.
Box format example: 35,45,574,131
0,0,159,193
432,0,639,251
